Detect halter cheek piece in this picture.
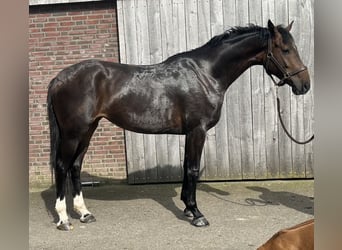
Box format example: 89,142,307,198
265,38,307,86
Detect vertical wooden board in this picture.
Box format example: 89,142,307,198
249,0,267,179
197,0,211,45
210,0,224,35
139,0,158,182
184,0,199,49
161,0,183,181
303,0,314,178
135,0,150,64
167,135,182,182
143,135,158,182
274,0,293,178
261,0,280,178
131,133,146,183
147,0,170,182
223,0,242,179
287,0,314,178
184,0,208,179
121,0,147,183
226,89,242,179
236,0,255,179
132,0,154,183
116,0,127,63
215,99,230,179
121,0,138,64
288,1,305,178
124,128,135,183
197,0,218,180
172,0,187,181
289,0,306,178
154,135,170,182
225,0,243,180
177,0,187,174
147,0,163,63
211,0,230,179
222,0,235,28
160,0,174,58
162,0,184,182
172,0,187,53
204,130,218,179
179,135,186,178
117,0,132,183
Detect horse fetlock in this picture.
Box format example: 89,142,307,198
73,192,91,218
183,208,194,217
55,197,69,224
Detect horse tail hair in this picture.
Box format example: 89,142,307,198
47,77,60,176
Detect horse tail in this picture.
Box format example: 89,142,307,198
47,77,60,174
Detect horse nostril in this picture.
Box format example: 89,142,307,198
303,82,310,92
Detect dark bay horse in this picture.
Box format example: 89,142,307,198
47,20,310,230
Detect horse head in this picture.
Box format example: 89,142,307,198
265,20,310,95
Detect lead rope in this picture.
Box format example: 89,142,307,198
275,86,314,145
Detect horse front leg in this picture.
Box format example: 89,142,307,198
181,126,209,227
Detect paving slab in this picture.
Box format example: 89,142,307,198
29,180,314,249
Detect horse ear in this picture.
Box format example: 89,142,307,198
267,19,276,36
286,20,294,31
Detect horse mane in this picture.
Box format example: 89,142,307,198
165,23,291,62
204,24,271,48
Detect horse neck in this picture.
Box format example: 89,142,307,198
207,33,267,89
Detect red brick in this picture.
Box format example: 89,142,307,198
60,21,75,26
42,27,57,32
88,14,104,19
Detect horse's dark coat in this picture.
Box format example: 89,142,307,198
47,20,310,228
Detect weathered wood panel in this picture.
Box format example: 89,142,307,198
249,0,267,179
117,0,314,183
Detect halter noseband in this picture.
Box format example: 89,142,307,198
265,37,307,86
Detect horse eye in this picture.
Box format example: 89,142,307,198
282,49,290,54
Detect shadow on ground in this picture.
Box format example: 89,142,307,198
40,170,229,224
202,184,313,216
40,166,313,226
245,186,314,215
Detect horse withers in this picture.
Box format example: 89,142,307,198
47,20,310,230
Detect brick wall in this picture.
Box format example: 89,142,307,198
29,1,127,187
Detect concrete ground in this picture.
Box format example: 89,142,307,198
29,180,313,250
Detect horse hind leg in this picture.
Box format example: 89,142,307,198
54,137,79,231
70,122,98,224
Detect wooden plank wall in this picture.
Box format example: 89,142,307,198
117,0,314,184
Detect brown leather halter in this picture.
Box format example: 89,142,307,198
265,37,314,145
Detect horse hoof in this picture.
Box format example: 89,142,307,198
80,214,96,223
191,217,209,227
57,221,73,231
184,208,193,218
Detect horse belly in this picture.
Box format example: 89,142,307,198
105,97,184,134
